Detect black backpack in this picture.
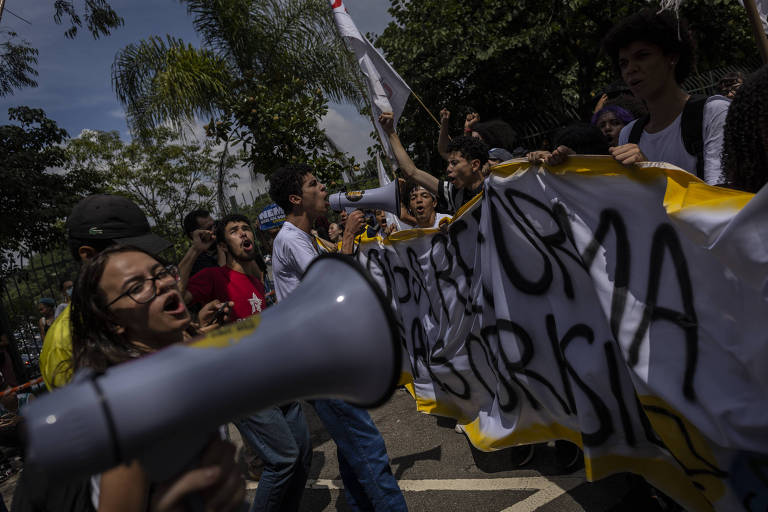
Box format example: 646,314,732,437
627,94,707,179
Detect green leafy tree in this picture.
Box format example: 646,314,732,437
66,127,239,258
375,0,758,170
111,0,363,185
51,0,123,40
0,107,102,272
0,31,39,96
1,2,123,97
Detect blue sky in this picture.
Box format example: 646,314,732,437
0,0,393,176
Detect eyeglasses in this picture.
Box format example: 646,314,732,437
106,265,180,307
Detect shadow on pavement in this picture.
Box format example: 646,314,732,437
390,445,442,480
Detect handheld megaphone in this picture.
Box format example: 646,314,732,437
328,180,400,217
22,254,401,481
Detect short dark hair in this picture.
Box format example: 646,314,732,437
68,237,115,262
215,213,252,243
553,122,610,155
602,9,694,85
447,135,489,166
183,209,211,238
269,164,313,213
472,120,517,151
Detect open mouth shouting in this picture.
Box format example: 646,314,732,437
161,292,187,315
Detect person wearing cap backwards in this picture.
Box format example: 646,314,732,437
39,194,174,391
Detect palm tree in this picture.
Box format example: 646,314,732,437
112,0,363,137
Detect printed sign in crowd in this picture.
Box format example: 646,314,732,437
257,203,286,231
357,156,768,512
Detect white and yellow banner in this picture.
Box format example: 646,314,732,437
357,156,768,512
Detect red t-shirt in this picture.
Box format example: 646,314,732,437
187,266,266,321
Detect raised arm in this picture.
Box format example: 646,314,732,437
178,229,215,303
379,112,439,196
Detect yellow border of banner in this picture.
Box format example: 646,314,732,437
491,156,753,216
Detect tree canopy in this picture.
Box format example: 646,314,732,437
111,0,363,182
0,107,102,272
65,127,238,258
375,0,759,171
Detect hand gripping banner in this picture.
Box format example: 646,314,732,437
356,156,768,512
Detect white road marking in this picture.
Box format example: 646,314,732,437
246,476,586,511
247,475,584,494
500,477,583,512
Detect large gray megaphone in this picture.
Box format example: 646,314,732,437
328,180,400,216
22,254,400,481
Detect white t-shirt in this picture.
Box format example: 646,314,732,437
271,220,319,302
399,213,452,230
617,96,730,185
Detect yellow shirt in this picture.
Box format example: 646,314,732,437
39,304,74,390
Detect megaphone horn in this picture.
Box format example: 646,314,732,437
22,254,401,481
329,180,400,217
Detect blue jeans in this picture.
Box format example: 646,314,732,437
311,399,407,511
234,402,312,512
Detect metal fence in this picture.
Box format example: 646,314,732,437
0,245,79,385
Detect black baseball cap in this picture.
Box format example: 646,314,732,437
66,194,172,255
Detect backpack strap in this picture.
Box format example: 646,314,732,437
627,115,649,144
681,94,707,180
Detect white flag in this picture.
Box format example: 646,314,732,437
758,0,768,33
330,0,411,160
736,0,768,33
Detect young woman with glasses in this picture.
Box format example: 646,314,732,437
70,244,244,512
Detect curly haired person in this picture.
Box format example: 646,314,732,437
720,66,768,193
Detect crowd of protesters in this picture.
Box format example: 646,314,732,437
2,6,767,512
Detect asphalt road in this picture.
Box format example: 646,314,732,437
0,388,668,511
239,389,667,512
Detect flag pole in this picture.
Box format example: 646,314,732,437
410,90,441,128
743,0,768,64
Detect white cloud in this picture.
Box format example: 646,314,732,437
321,104,376,162
108,108,126,120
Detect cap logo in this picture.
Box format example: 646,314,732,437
89,227,104,235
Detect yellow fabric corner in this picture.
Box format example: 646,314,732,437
638,395,726,505
39,304,74,390
663,181,752,215
585,454,716,512
461,419,582,452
